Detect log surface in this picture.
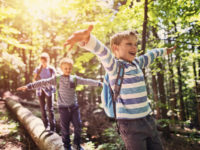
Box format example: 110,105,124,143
5,98,64,150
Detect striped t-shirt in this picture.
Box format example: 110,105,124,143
80,35,167,120
27,75,101,107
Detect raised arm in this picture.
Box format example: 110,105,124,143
64,25,118,77
135,46,176,69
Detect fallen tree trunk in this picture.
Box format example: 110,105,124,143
5,98,64,150
158,125,200,138
19,99,40,108
19,99,59,111
169,127,200,138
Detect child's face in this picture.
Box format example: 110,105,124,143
40,58,48,66
114,36,138,62
61,63,72,76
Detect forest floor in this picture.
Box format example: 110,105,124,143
1,94,200,150
0,100,39,150
22,98,200,150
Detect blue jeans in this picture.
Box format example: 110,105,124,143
117,115,163,150
59,104,82,149
38,90,56,131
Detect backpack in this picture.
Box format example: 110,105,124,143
101,61,125,118
35,66,54,80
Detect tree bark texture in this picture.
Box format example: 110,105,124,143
5,98,64,150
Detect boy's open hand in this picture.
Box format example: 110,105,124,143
64,25,93,50
17,86,28,91
167,45,176,55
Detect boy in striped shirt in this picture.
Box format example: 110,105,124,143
64,25,176,150
17,57,102,150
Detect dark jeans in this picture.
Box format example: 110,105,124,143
117,115,163,150
58,104,82,149
38,90,56,131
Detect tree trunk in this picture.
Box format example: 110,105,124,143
141,0,148,55
22,48,28,84
157,63,167,118
157,62,170,138
141,0,150,95
168,54,177,124
28,49,32,83
198,47,200,128
172,22,186,123
3,71,8,90
167,34,177,124
151,74,161,119
193,45,200,128
177,55,186,122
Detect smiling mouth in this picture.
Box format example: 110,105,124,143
129,52,136,56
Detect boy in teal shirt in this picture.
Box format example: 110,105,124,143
64,25,176,150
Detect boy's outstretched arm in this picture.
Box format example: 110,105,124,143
64,25,93,50
64,26,118,78
136,45,176,69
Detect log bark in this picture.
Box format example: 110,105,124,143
158,126,200,138
5,98,64,150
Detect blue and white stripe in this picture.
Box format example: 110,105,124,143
81,35,167,120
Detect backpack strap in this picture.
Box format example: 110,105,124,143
55,75,61,101
110,61,125,119
73,76,77,88
35,65,43,80
56,75,61,89
113,61,125,102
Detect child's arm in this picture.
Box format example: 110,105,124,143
64,25,118,77
75,76,102,87
135,46,176,69
17,76,57,91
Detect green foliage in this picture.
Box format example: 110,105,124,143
0,111,20,141
82,141,96,150
157,119,171,128
0,0,200,147
97,124,125,150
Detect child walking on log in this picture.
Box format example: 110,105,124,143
17,57,102,150
33,52,56,133
64,25,176,150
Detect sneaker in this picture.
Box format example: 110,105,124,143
44,127,54,135
64,146,72,150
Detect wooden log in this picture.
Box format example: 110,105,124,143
19,99,40,108
5,98,64,150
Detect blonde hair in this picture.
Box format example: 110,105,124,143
59,57,74,67
110,31,138,51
